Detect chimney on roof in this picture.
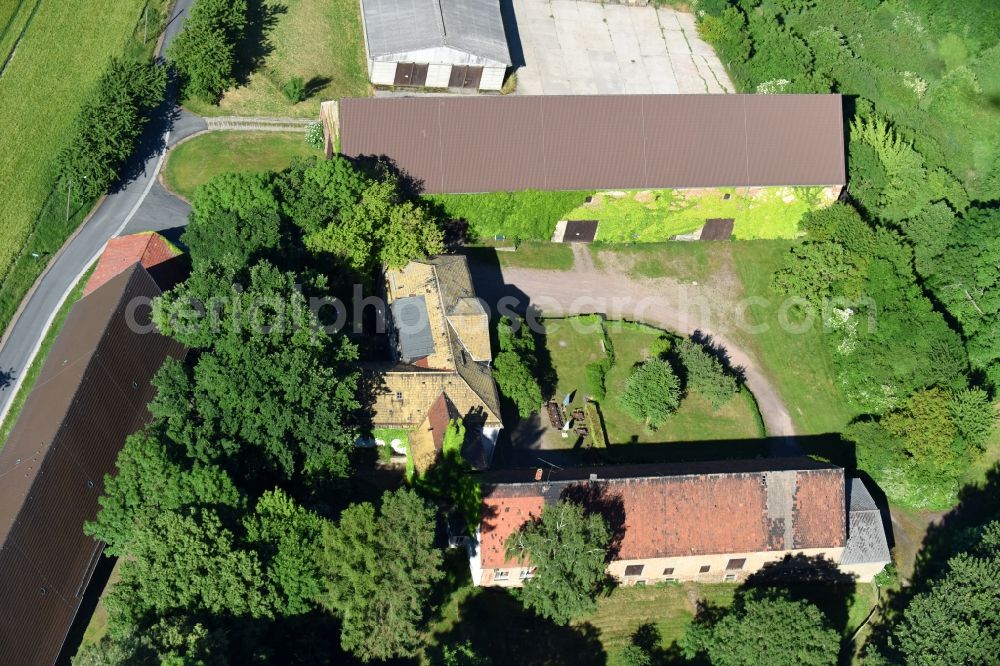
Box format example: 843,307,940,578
534,468,543,481
589,473,598,482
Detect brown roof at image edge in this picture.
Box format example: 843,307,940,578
339,94,846,193
0,264,186,665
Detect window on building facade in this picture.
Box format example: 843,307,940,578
494,569,509,580
519,568,535,579
624,564,644,576
726,558,746,571
395,391,403,401
724,574,737,582
662,567,674,576
699,565,711,573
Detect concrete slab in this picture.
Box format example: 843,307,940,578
662,28,691,54
512,0,733,96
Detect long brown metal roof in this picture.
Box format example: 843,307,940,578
338,94,846,194
0,264,186,665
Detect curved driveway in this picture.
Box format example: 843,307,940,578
0,0,201,425
477,245,798,446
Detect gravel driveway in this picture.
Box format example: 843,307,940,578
510,0,733,95
476,245,798,446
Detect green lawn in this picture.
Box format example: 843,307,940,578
591,242,719,282
427,578,878,665
540,317,763,448
497,242,575,271
566,187,823,242
163,131,321,200
727,241,857,436
0,0,161,335
184,0,371,117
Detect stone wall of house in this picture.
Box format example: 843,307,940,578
474,545,886,588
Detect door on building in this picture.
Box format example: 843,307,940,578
393,63,429,87
448,66,483,89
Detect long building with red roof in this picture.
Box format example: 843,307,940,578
471,458,890,586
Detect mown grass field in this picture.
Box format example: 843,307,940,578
184,0,370,117
727,241,857,436
162,130,321,200
0,0,158,333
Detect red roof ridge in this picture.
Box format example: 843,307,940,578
83,232,182,296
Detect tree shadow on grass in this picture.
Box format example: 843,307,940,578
428,587,607,665
305,75,332,98
234,0,287,85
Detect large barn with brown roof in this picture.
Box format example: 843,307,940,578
471,458,890,586
0,254,185,664
333,94,846,195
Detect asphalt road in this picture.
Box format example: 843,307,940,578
0,0,201,425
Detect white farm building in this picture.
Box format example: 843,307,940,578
359,0,511,91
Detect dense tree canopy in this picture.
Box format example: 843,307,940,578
318,489,443,661
85,151,452,661
868,520,1000,665
57,57,166,199
505,500,611,625
168,0,248,103
680,589,841,666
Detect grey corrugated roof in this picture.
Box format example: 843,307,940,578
391,296,436,361
362,0,510,64
339,94,846,194
841,478,891,565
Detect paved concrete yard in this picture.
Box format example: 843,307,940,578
511,0,733,95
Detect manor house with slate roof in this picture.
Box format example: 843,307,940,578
366,255,502,471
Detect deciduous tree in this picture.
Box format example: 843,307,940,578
504,500,611,625
168,0,247,103
680,590,840,666
318,489,444,661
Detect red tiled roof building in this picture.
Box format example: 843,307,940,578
471,458,890,586
84,232,182,296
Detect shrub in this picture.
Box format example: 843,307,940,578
425,190,591,241
305,121,325,150
585,360,609,401
282,76,306,103
585,401,607,448
494,316,544,418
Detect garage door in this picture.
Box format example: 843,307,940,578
393,63,429,87
448,66,483,89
